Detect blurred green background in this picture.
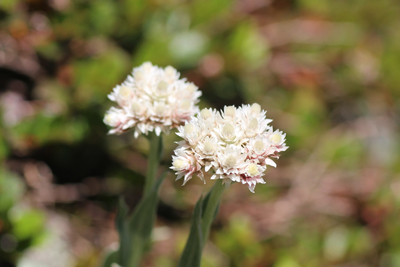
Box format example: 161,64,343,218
1,0,400,266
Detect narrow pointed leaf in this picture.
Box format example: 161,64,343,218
115,197,131,265
179,195,204,267
127,171,167,267
200,180,225,245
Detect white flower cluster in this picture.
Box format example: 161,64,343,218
171,104,288,192
104,62,201,137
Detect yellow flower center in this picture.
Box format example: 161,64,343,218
186,84,196,94
104,114,116,125
222,123,235,138
251,103,261,114
184,123,194,134
200,108,212,119
247,163,259,176
157,81,168,93
134,70,144,80
165,66,176,77
225,106,236,117
131,101,142,114
254,140,265,153
203,140,215,154
180,100,191,110
155,103,166,115
119,86,132,99
270,133,282,144
142,62,153,72
249,118,258,131
173,159,187,170
225,155,236,168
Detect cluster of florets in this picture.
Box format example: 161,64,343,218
171,104,288,192
104,62,201,137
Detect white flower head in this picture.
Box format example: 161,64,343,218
198,135,219,157
241,162,267,193
104,62,201,137
210,145,247,183
171,103,288,192
104,107,134,134
238,104,272,137
170,148,203,185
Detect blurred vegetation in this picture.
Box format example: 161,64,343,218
0,0,400,266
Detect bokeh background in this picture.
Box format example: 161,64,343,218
1,0,400,266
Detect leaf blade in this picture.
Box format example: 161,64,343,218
127,171,167,267
178,195,204,267
115,197,131,265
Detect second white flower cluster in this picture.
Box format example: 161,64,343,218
104,62,201,138
171,104,288,192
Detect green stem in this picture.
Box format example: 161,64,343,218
201,180,226,246
128,237,143,267
144,132,162,197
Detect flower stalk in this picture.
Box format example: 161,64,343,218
144,132,163,196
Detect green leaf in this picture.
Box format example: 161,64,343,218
179,181,225,267
200,180,225,245
179,195,204,267
127,171,167,267
115,198,131,265
103,172,167,267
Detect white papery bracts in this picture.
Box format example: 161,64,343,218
171,104,288,192
104,62,201,137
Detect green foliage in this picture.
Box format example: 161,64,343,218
179,195,203,267
112,172,167,267
179,180,225,267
